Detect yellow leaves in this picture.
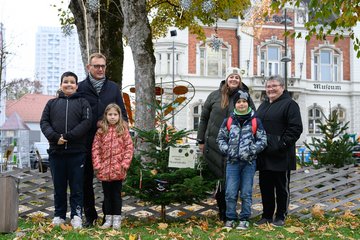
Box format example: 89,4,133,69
311,204,325,219
28,213,46,223
129,234,137,240
176,211,187,217
342,209,356,219
58,223,72,231
197,220,209,231
150,169,158,175
256,222,275,232
157,222,168,230
285,226,304,235
183,226,193,234
317,225,328,232
329,197,340,203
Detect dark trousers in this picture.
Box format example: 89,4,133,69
259,170,291,221
214,181,226,222
50,152,85,219
83,153,98,221
102,181,123,215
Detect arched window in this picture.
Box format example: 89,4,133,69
308,106,323,134
199,40,229,77
258,39,291,78
313,47,341,82
331,105,346,126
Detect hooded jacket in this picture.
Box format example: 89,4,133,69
40,92,92,153
256,90,303,171
196,80,255,178
217,110,267,163
92,126,134,181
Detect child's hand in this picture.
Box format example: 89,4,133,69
57,134,68,145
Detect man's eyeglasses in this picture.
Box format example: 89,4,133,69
91,64,106,69
265,84,282,89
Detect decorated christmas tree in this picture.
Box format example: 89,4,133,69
124,101,215,220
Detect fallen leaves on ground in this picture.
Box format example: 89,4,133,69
284,226,304,234
10,211,360,240
311,204,325,219
157,222,168,230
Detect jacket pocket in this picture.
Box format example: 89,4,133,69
265,134,281,153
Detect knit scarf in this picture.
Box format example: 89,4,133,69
89,74,105,95
233,107,252,127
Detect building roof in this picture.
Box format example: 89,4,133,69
6,94,54,123
1,112,30,130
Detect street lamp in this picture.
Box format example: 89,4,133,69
170,30,177,127
280,8,292,90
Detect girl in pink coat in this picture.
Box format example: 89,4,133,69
92,103,134,229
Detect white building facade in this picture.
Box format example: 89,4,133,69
35,26,85,96
152,9,360,146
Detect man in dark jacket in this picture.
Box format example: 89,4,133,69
78,53,128,227
255,75,303,227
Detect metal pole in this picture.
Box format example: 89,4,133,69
284,8,288,90
172,40,175,127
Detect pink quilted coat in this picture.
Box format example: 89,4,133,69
92,126,134,181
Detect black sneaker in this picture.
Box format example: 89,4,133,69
83,218,96,228
254,218,272,226
271,218,285,227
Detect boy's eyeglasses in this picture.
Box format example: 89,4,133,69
91,64,106,69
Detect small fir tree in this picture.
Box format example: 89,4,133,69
124,101,214,220
304,111,355,168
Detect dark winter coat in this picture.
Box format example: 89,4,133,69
256,90,303,171
77,76,128,147
217,110,267,163
196,81,255,178
40,92,92,153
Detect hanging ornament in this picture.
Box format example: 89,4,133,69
88,0,100,13
180,0,192,11
202,0,214,13
210,34,222,52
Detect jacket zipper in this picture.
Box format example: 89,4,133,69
108,128,114,180
65,98,68,150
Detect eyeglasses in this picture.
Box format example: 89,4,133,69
265,84,282,89
91,64,106,69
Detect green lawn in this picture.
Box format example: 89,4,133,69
0,212,359,240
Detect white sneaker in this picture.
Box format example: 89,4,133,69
52,217,65,226
112,215,121,230
71,216,82,229
100,215,113,229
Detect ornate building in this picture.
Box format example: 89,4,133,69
153,7,360,146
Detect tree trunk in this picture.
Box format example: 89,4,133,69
69,0,156,153
69,0,124,87
120,0,156,152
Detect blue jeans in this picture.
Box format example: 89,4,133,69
225,160,256,221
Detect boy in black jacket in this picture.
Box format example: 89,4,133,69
40,71,92,229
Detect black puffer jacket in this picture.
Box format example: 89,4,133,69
40,92,92,153
78,76,128,147
256,91,303,171
196,81,255,178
